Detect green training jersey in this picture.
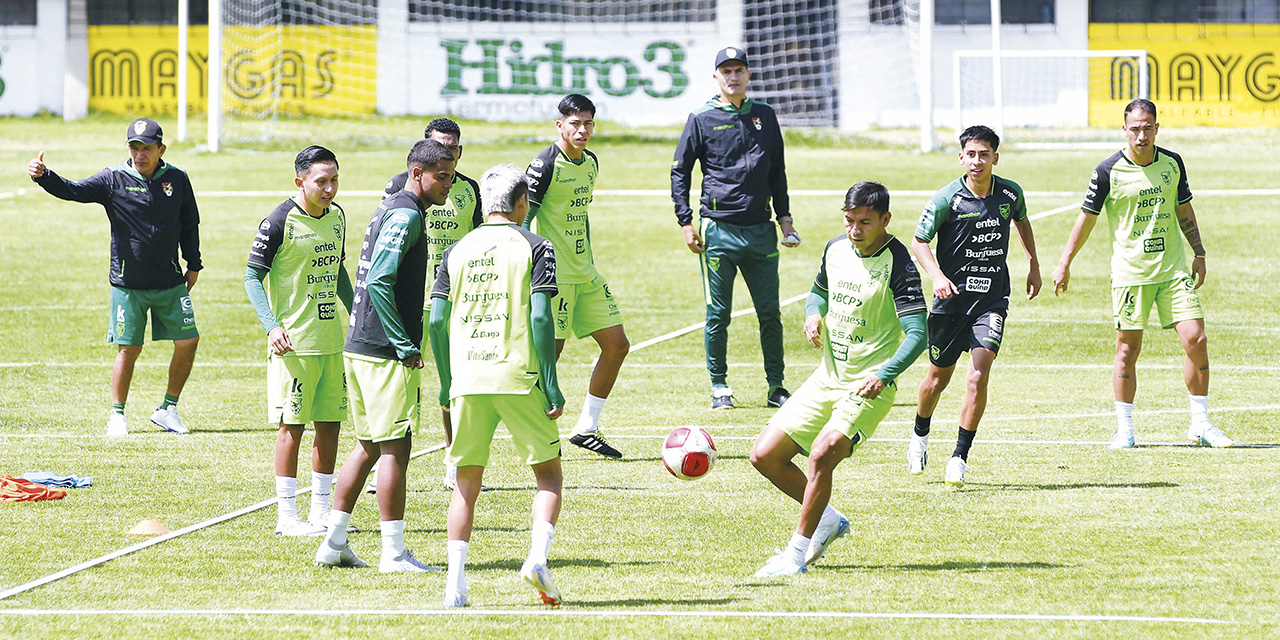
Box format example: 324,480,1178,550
1082,147,1193,287
383,170,484,291
812,235,926,388
247,199,347,355
431,222,558,397
525,144,599,285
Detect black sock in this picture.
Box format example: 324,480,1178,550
953,427,976,461
914,414,931,437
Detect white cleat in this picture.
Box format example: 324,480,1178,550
444,589,469,608
106,414,129,437
1191,423,1233,448
908,433,929,475
315,539,368,568
1110,429,1136,450
806,516,851,565
520,560,563,606
945,456,968,488
753,551,808,577
379,549,440,573
276,516,327,537
150,405,189,434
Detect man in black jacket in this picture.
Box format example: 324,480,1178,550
28,118,202,436
671,47,801,410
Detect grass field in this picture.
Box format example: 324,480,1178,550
1,114,1278,639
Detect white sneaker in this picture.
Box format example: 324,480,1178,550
379,549,440,573
444,589,469,608
106,413,128,437
150,405,189,434
1191,423,1233,448
945,456,968,488
806,516,851,565
1110,429,1136,450
520,560,562,606
276,516,327,537
315,539,368,568
908,433,929,475
753,551,807,577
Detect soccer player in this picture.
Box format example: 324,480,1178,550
244,146,353,536
431,164,566,608
749,182,926,576
373,117,483,490
908,125,1042,487
313,139,456,572
1053,99,1232,449
27,118,201,436
671,46,800,410
524,93,628,458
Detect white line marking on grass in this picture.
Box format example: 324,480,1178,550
0,443,447,602
1028,203,1081,220
0,608,1235,625
628,294,807,354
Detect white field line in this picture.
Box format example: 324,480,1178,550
628,294,806,354
0,608,1235,625
0,443,446,602
1028,203,1080,220
190,188,1280,199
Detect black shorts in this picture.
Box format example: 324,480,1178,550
927,309,1006,368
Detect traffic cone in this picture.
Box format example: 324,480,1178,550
127,518,171,535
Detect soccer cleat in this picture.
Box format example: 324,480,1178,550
753,551,808,577
444,589,469,608
1191,423,1233,448
379,549,440,573
520,560,562,606
1110,429,1136,450
908,433,929,475
315,539,368,568
150,405,189,434
711,388,736,410
106,414,129,437
766,386,791,408
805,516,851,565
364,479,378,494
276,516,327,537
569,432,622,459
945,456,968,488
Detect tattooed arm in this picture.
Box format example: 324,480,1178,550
1175,201,1207,288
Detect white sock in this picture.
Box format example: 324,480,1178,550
366,460,380,491
326,510,352,546
1189,394,1210,428
444,461,458,483
1115,401,1134,433
528,520,555,566
381,520,406,558
275,476,297,521
785,532,810,565
574,394,607,434
818,505,844,528
309,472,333,520
447,540,469,594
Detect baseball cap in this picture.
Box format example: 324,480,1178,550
126,118,163,145
714,46,749,70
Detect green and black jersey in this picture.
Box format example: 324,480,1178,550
812,235,926,387
1082,147,1193,286
384,170,483,284
915,175,1028,315
525,144,599,285
247,199,347,355
345,190,428,361
431,222,558,397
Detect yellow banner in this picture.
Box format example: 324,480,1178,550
1090,23,1280,126
88,25,376,117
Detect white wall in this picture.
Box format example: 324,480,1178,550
0,0,69,116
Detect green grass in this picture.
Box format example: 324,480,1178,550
1,115,1278,639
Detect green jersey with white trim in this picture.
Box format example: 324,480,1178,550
525,144,599,285
247,199,347,355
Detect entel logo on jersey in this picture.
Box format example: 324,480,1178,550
1002,189,1016,201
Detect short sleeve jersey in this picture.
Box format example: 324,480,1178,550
247,199,347,355
525,144,599,285
432,222,558,397
915,175,1028,315
812,235,926,388
1081,147,1193,287
383,170,483,287
345,191,429,360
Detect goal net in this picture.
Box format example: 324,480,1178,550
955,49,1149,148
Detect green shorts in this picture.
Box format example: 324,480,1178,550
553,274,623,340
107,284,199,345
1112,275,1204,331
343,352,420,443
767,375,896,456
447,392,561,468
268,352,348,425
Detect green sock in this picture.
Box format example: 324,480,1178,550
160,394,180,409
111,402,126,416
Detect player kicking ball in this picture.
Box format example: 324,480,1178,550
908,125,1041,487
431,164,566,607
749,182,926,576
524,94,629,459
245,146,353,536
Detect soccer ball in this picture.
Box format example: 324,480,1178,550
662,427,718,480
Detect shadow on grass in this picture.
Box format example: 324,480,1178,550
468,558,662,572
570,596,742,608
823,560,1067,573
967,481,1178,491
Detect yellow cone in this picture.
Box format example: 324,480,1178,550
127,518,171,535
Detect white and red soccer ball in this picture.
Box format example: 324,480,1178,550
662,427,718,480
